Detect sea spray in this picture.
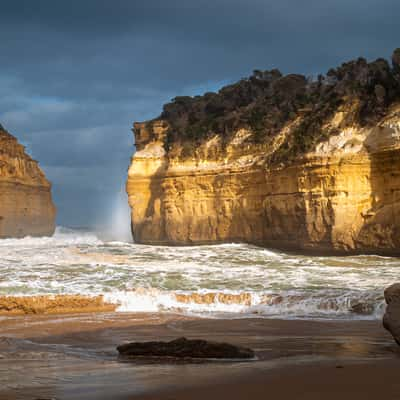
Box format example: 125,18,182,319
95,185,132,242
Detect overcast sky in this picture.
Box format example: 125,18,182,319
0,0,398,228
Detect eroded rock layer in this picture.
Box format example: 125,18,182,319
0,295,115,315
127,50,400,255
0,125,55,238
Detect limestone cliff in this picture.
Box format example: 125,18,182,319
0,125,56,238
127,49,400,255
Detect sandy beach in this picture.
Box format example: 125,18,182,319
134,360,400,400
0,312,399,399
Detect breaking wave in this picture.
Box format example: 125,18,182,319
0,227,398,320
102,288,385,319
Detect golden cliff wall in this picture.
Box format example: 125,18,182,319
0,126,56,238
127,106,400,255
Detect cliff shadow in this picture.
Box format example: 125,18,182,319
356,127,400,254
134,162,169,243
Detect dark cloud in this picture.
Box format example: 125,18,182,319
0,0,398,226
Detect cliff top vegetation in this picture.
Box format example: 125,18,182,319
148,49,400,161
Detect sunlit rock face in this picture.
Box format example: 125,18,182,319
0,125,56,238
127,50,400,255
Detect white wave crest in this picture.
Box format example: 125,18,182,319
0,228,397,321
0,226,102,248
103,288,385,320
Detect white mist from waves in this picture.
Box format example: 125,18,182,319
95,186,132,243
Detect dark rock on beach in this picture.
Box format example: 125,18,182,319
383,283,400,345
117,337,255,359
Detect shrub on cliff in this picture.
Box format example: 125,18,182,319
393,48,400,78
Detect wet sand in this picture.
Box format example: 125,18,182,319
0,312,399,399
134,360,400,400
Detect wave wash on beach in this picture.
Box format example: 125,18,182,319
0,227,398,319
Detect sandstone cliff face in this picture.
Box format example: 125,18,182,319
127,50,400,255
0,125,56,238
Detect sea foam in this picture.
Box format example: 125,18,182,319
0,227,397,320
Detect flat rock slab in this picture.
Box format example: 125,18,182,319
117,337,255,360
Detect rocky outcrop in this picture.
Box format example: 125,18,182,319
127,49,400,255
0,125,55,238
383,284,400,345
117,337,254,359
0,295,116,315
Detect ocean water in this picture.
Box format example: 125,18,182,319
0,226,398,320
